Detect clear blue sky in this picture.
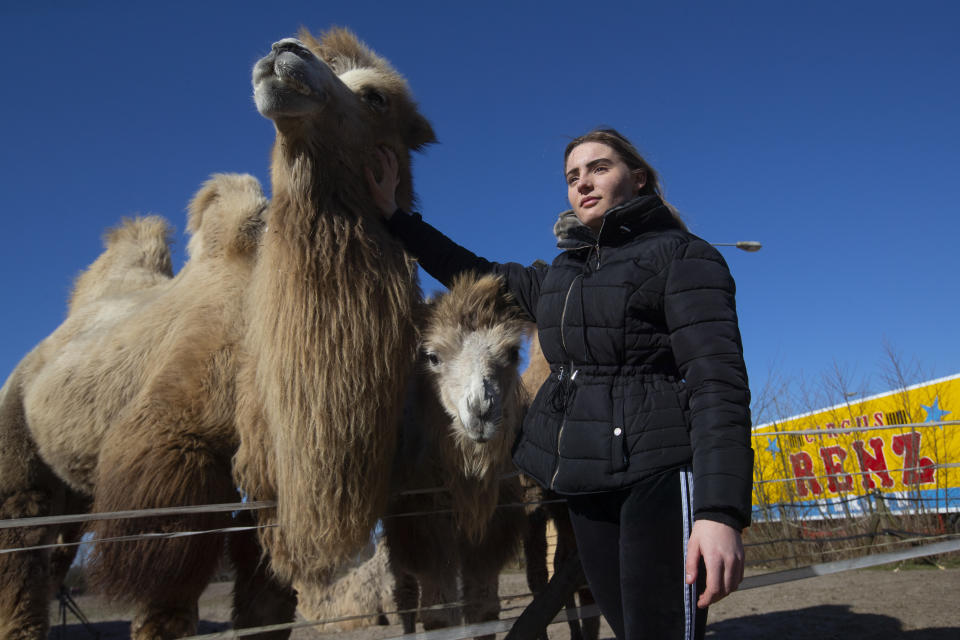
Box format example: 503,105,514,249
2,1,957,421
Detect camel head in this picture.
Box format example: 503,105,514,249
186,173,268,261
422,275,527,448
252,27,436,213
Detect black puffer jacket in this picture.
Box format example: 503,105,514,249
387,195,753,529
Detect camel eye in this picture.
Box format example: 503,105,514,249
507,347,520,364
426,352,441,367
363,89,388,111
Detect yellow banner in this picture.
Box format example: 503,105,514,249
751,374,959,520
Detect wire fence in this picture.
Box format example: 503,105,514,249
45,532,960,640
4,419,958,637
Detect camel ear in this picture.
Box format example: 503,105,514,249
479,274,520,319
297,27,322,56
407,113,437,151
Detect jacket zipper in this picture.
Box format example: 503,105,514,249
550,367,566,490
595,218,606,269
551,274,582,490
558,274,581,358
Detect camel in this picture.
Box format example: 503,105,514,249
0,174,278,639
232,26,435,595
520,329,599,640
383,274,529,640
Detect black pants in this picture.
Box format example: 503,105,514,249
565,466,707,640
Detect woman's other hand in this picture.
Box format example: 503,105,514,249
366,146,400,219
684,519,745,608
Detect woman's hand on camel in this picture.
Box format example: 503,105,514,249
684,518,745,608
366,146,400,219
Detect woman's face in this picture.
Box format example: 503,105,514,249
565,141,645,231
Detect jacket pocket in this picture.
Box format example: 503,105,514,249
610,388,627,473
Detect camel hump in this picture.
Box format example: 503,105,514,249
103,215,174,273
68,215,174,313
521,323,550,396
186,173,267,260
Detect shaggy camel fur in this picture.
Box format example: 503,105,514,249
520,329,599,640
384,274,528,640
59,215,177,596
0,175,285,640
295,540,396,632
233,27,435,591
0,215,173,639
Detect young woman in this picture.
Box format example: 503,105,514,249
369,128,753,640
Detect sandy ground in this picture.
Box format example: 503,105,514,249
50,567,960,639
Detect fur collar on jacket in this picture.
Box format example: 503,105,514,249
553,195,680,250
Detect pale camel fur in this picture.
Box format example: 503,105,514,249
384,274,528,640
295,540,396,631
0,214,173,639
0,175,290,640
233,27,435,593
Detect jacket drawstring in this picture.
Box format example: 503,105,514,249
549,366,579,413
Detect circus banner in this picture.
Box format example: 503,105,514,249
751,373,960,521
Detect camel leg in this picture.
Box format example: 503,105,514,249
463,487,525,640
47,527,81,597
130,598,199,640
0,368,67,639
418,571,460,632
47,489,90,599
523,506,549,595
0,490,58,640
522,507,550,640
1,477,85,640
460,553,501,640
88,396,237,639
393,570,420,634
229,516,297,639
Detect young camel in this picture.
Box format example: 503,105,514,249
383,274,528,640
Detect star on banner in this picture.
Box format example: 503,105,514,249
920,397,950,428
765,437,780,454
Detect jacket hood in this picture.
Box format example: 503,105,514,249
554,195,678,249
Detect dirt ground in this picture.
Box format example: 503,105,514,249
51,566,960,639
